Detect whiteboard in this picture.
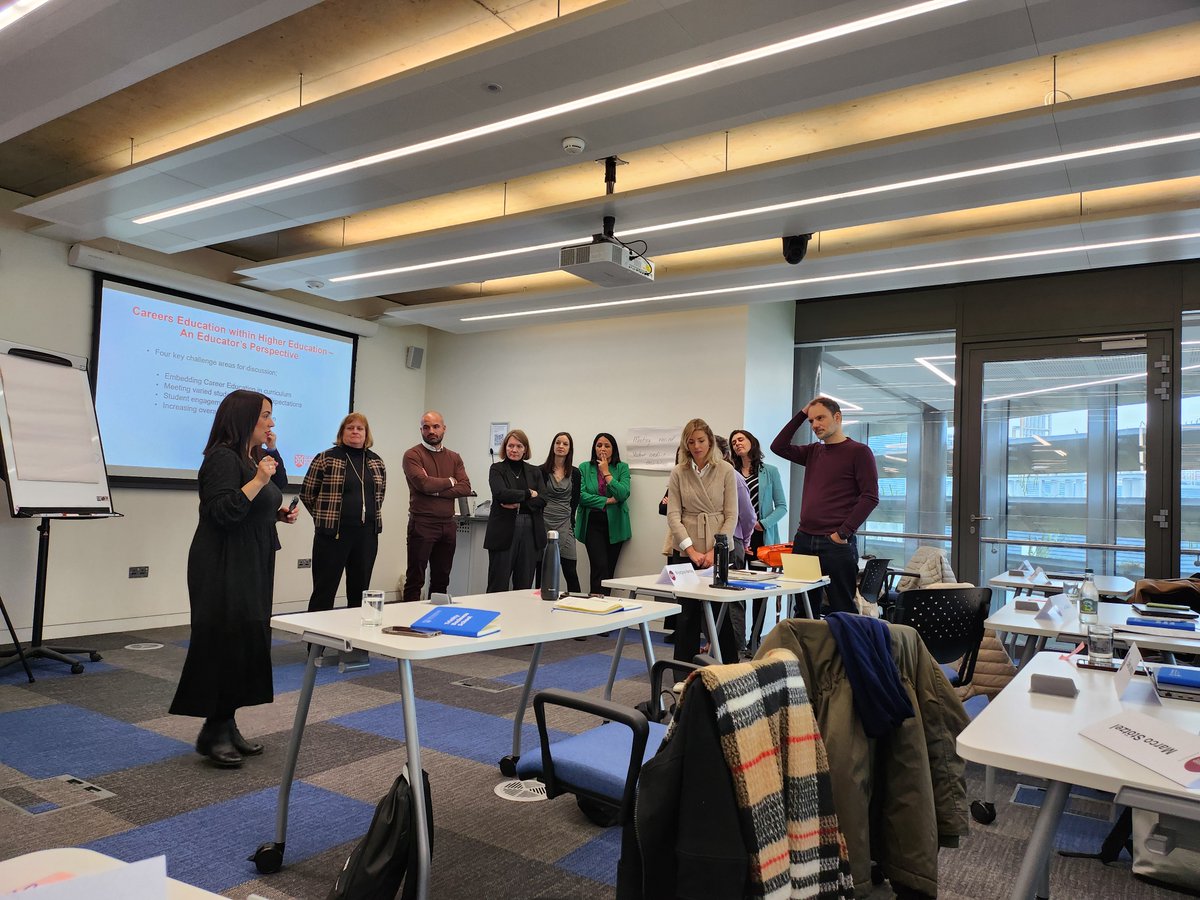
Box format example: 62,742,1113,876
0,343,114,516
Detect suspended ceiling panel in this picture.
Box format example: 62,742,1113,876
18,0,1196,251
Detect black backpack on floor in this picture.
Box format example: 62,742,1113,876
327,766,433,900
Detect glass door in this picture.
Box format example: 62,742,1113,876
958,332,1175,589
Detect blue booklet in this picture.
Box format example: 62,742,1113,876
411,605,501,637
1126,616,1197,632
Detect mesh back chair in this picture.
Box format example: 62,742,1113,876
516,659,702,826
892,586,999,824
858,558,891,616
891,587,990,687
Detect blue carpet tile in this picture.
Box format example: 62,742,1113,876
0,704,191,779
84,781,372,894
330,697,570,765
556,825,623,886
0,658,117,685
496,652,649,693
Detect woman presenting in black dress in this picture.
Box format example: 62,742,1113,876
170,390,298,767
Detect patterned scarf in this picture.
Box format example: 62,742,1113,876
674,656,854,899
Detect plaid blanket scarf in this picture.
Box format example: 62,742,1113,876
678,655,854,899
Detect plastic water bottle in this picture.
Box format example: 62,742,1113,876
1079,568,1100,624
713,533,730,587
540,530,562,601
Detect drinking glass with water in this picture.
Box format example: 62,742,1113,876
361,590,385,627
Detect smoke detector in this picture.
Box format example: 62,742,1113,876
561,136,586,155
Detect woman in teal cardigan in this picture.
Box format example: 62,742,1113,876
575,432,631,595
730,429,787,547
731,429,787,647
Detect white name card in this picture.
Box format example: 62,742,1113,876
1113,643,1159,705
1080,710,1200,788
1030,566,1052,586
657,563,699,587
1034,598,1062,621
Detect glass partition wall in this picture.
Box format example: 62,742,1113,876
795,333,955,569
1180,315,1200,575
974,352,1148,581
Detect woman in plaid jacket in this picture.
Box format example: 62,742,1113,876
300,412,387,613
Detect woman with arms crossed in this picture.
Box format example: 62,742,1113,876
170,390,299,768
300,413,387,614
576,432,631,595
665,418,738,663
538,432,582,594
485,429,548,592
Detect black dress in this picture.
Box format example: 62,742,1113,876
170,447,280,718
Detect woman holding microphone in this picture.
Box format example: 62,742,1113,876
170,390,298,768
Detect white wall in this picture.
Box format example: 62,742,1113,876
0,204,797,636
0,216,426,639
424,304,797,584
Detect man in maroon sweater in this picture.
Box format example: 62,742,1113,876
771,397,879,615
402,411,472,601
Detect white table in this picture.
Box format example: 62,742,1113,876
986,599,1200,667
957,652,1200,899
603,572,828,662
0,848,221,897
989,571,1135,600
256,590,680,900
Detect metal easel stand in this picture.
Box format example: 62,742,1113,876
0,590,34,682
0,519,101,676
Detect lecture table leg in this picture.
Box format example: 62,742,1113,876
398,659,431,900
1009,779,1069,899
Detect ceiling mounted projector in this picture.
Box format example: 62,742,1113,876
560,239,654,287
559,214,653,287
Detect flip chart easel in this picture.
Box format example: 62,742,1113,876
0,342,120,677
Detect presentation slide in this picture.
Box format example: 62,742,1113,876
94,279,355,482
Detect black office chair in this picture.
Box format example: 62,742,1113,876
891,586,998,824
858,558,891,616
891,587,990,687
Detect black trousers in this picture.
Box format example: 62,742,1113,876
792,530,859,616
668,554,739,664
487,514,538,592
584,511,625,595
308,524,379,612
403,516,457,601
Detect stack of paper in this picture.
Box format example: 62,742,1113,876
552,596,630,615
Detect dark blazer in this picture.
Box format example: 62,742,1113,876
484,461,548,551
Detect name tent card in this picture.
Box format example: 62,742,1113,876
657,563,699,587
1114,643,1161,706
1081,710,1200,788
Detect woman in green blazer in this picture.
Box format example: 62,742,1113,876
575,432,631,595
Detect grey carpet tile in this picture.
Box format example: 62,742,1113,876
91,721,401,827
138,681,405,744
0,685,57,715
0,799,139,857
0,761,36,788
390,651,535,680
304,745,604,868
485,634,629,666
59,631,157,652
424,825,614,900
227,841,355,899
95,643,190,681
23,667,180,722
